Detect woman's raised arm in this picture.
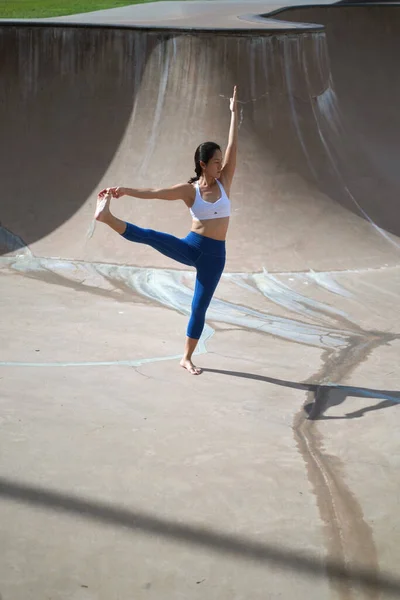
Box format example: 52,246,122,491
221,85,238,192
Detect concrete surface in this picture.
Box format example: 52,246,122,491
1,2,400,600
0,0,332,30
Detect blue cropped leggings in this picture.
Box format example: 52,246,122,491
121,223,226,339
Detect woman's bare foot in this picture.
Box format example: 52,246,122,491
95,191,111,222
180,358,202,375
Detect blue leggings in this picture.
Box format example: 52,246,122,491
121,223,226,339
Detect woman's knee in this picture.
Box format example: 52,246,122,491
187,313,205,339
190,297,211,321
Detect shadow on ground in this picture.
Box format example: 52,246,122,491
202,368,400,420
0,476,400,594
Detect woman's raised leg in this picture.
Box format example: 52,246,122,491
95,192,197,266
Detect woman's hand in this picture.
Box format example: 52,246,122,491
98,186,126,198
230,85,237,113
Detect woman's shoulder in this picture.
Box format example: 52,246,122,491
182,182,196,207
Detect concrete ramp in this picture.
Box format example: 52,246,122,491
1,3,400,271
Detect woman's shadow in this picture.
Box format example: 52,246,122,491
201,368,400,420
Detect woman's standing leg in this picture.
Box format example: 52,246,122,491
180,253,226,375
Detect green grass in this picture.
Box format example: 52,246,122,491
0,0,176,19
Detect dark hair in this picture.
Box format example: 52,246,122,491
188,141,221,184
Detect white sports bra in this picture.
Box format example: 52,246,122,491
189,180,231,221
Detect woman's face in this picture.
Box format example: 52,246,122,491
201,149,223,180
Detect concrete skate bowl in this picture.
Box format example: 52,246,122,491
1,4,400,273
268,3,400,237
0,26,157,257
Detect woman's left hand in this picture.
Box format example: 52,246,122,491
230,85,237,112
98,186,126,198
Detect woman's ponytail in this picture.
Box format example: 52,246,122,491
188,162,202,184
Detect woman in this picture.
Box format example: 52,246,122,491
95,86,238,375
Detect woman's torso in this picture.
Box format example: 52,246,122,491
186,178,230,241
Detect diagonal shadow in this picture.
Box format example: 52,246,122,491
0,476,400,594
202,368,400,420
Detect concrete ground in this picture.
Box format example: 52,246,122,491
1,1,400,599
1,256,400,599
